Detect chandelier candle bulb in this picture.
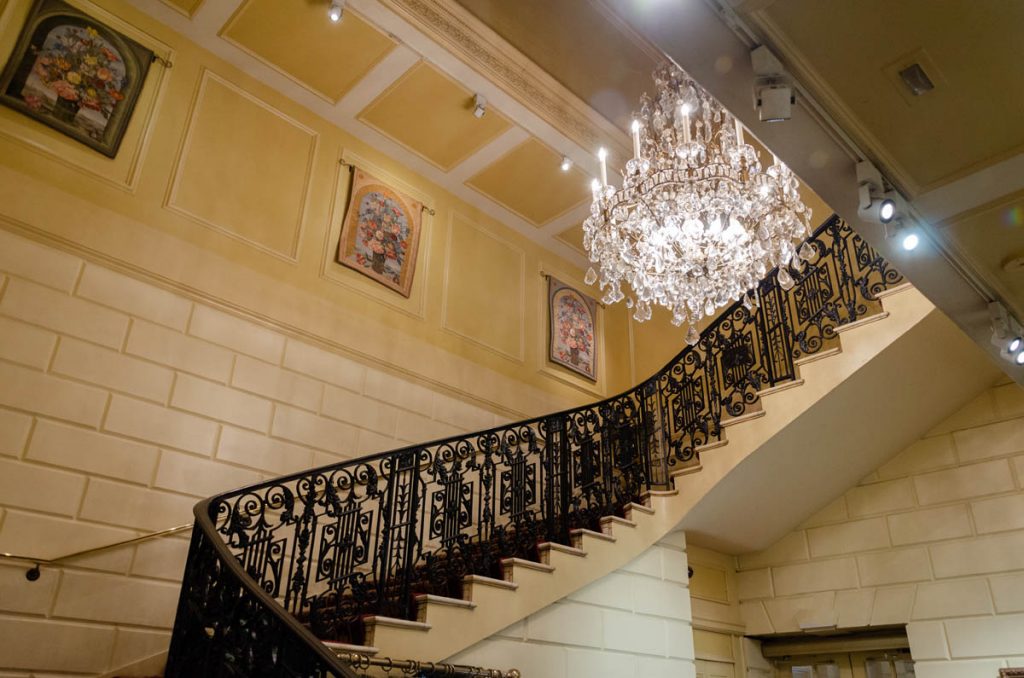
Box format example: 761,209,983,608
597,148,608,186
631,119,641,160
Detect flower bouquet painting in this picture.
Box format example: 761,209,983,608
337,168,423,297
548,276,598,381
0,0,154,157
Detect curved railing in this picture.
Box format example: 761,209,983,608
166,216,903,676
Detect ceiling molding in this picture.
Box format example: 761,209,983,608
376,0,632,161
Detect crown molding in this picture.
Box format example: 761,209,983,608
377,0,632,161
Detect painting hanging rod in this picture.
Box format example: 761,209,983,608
338,159,436,216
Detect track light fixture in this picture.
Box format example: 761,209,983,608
328,0,344,22
560,156,572,172
990,301,1024,365
751,46,795,122
856,160,900,224
472,94,487,119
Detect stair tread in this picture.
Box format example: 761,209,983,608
538,542,587,557
414,593,476,609
721,409,766,427
463,574,519,590
501,557,555,573
570,528,616,543
625,502,655,515
324,641,380,656
362,615,431,632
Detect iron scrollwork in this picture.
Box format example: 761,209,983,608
167,216,903,675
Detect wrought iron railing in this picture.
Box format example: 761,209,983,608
166,216,903,676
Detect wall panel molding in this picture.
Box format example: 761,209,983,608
164,68,318,262
441,210,526,363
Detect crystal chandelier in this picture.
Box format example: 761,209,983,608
583,63,814,344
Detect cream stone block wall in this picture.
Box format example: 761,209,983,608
447,533,696,678
735,382,1024,677
0,230,507,676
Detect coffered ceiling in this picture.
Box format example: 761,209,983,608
131,0,659,267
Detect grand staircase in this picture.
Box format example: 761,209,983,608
165,217,915,677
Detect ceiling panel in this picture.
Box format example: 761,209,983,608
358,62,512,171
456,0,659,129
162,0,204,16
222,0,396,103
556,223,586,254
466,138,590,226
754,0,1024,193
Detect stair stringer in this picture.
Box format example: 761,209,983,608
344,286,933,663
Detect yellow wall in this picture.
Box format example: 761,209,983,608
0,0,641,421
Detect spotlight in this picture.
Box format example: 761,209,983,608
901,231,919,251
472,94,487,119
879,199,897,223
327,0,344,22
856,161,901,224
990,301,1024,365
560,156,572,172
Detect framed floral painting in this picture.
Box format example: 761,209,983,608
0,0,154,158
337,168,423,297
548,276,598,381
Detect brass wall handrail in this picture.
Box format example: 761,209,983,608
337,652,520,678
1,522,193,580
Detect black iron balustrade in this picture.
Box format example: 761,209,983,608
166,216,903,677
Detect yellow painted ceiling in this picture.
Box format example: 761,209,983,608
161,0,204,17
751,0,1024,193
358,62,512,171
221,0,396,103
456,0,659,129
466,138,590,226
556,223,585,254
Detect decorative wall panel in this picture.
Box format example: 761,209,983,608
442,211,524,361
167,70,317,260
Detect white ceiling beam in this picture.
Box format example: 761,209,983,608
334,45,421,118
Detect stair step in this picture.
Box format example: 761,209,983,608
721,409,766,427
462,574,518,592
625,501,655,515
569,528,616,549
324,641,379,657
414,594,475,622
599,515,637,536
413,593,476,609
500,557,555,581
835,311,889,334
362,616,431,646
538,542,587,564
696,438,728,452
640,488,678,508
758,378,805,396
670,462,704,479
875,281,912,298
794,345,841,366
